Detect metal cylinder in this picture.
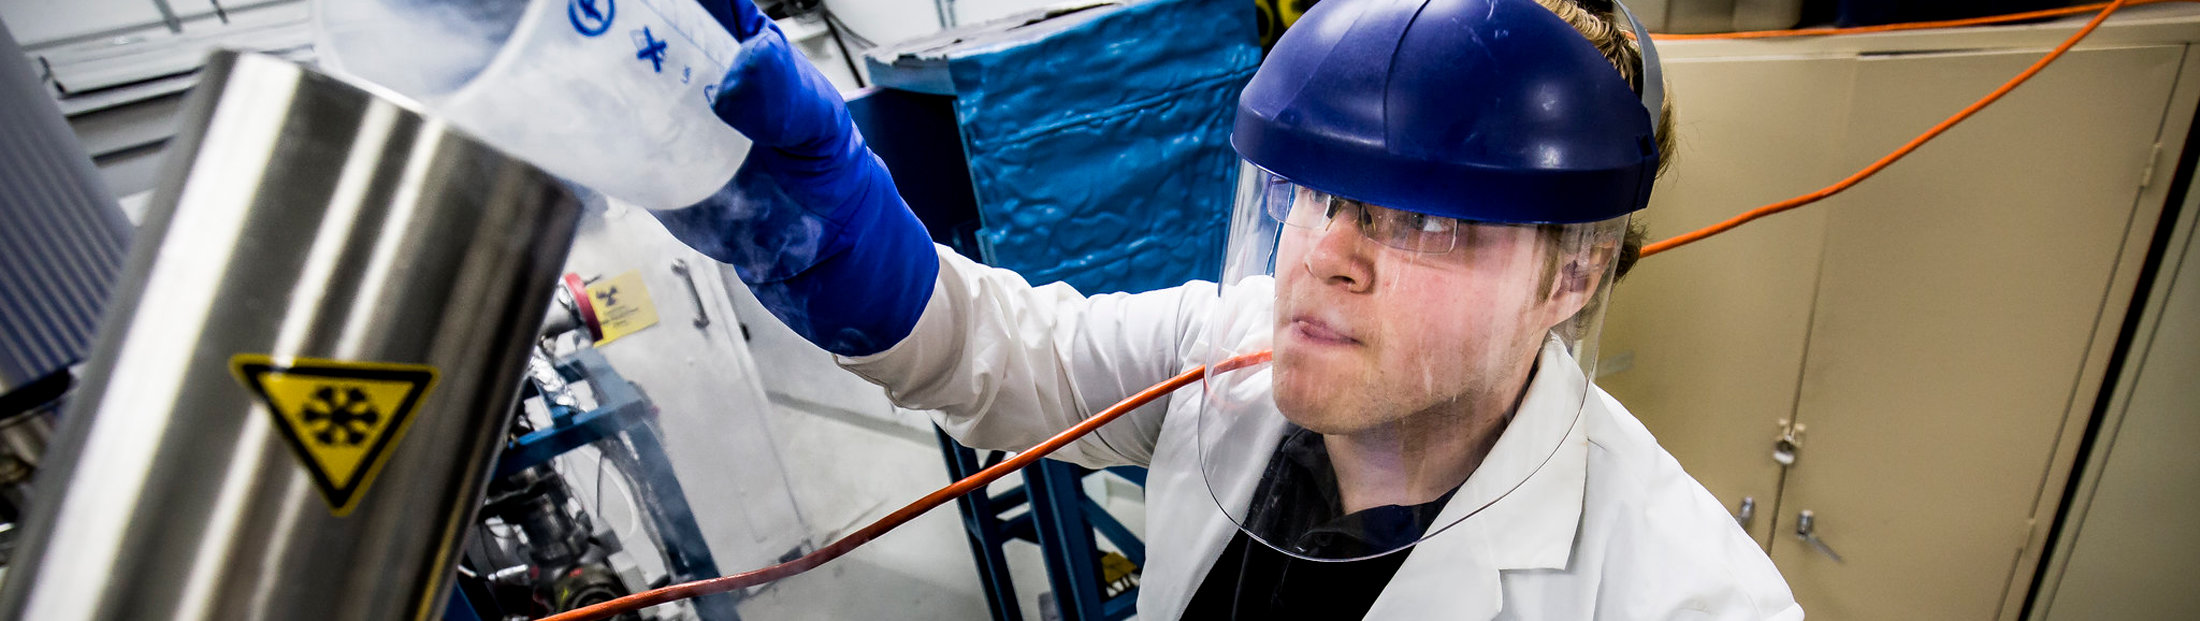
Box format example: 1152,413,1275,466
0,51,582,620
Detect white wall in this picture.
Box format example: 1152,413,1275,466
0,0,170,48
799,0,1091,92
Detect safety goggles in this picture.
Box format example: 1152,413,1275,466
1269,184,1490,255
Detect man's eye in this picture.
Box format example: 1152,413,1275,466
1410,214,1447,233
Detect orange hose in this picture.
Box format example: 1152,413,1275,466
1640,0,2133,258
1654,0,2176,41
538,350,1274,621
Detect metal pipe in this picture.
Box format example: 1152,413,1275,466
149,0,186,34
0,51,582,621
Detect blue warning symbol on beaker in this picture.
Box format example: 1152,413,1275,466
570,0,615,37
634,27,668,73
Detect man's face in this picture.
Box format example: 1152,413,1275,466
1268,191,1590,436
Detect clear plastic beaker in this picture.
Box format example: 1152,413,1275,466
314,0,751,209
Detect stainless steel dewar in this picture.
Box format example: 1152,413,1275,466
0,50,583,621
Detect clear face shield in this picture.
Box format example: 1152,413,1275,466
1197,163,1628,561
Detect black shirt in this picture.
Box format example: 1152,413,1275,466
1180,428,1456,619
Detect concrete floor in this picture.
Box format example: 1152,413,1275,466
731,399,996,620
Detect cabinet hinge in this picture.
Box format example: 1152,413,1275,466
2018,517,2046,557
2140,142,2164,189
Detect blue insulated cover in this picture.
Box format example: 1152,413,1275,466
871,0,1260,294
1234,0,1659,224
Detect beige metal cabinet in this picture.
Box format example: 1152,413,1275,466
1598,54,1852,546
2030,172,2200,621
1772,43,2185,621
1602,9,2200,620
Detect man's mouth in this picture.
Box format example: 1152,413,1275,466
1287,314,1360,346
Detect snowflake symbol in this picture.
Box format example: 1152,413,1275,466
303,386,380,446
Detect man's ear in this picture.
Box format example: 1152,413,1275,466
1541,247,1613,329
1559,259,1598,296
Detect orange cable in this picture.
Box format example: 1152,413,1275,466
1654,0,2176,41
1640,0,2133,258
539,350,1275,621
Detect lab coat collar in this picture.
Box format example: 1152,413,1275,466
1364,338,1592,617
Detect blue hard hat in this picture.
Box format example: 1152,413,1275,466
1232,0,1663,224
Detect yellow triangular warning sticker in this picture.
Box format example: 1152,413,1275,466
231,354,438,516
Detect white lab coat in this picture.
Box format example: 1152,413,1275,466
843,247,1803,620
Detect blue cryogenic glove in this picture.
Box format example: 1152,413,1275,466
654,0,938,357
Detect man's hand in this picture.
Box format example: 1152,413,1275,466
652,0,939,358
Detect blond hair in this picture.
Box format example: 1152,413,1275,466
1534,0,1675,279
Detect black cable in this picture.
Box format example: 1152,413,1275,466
822,9,878,48
821,15,868,88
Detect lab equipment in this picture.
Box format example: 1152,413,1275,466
0,51,581,620
0,24,125,557
452,342,737,621
0,21,129,412
314,0,752,208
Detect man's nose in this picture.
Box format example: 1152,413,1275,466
1304,212,1375,292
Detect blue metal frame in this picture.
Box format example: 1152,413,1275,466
443,586,484,621
939,428,1028,621
451,348,740,621
936,430,1145,621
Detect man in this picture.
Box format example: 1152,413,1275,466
657,0,1801,617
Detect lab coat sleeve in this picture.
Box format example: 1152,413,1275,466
837,245,1214,468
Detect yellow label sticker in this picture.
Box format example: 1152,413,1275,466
231,355,438,516
587,270,659,345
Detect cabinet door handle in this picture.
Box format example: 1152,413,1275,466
1735,496,1755,528
670,259,710,329
1795,510,1845,563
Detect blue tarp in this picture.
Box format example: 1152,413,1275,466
868,0,1259,294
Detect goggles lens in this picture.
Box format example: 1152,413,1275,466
1270,185,1459,254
